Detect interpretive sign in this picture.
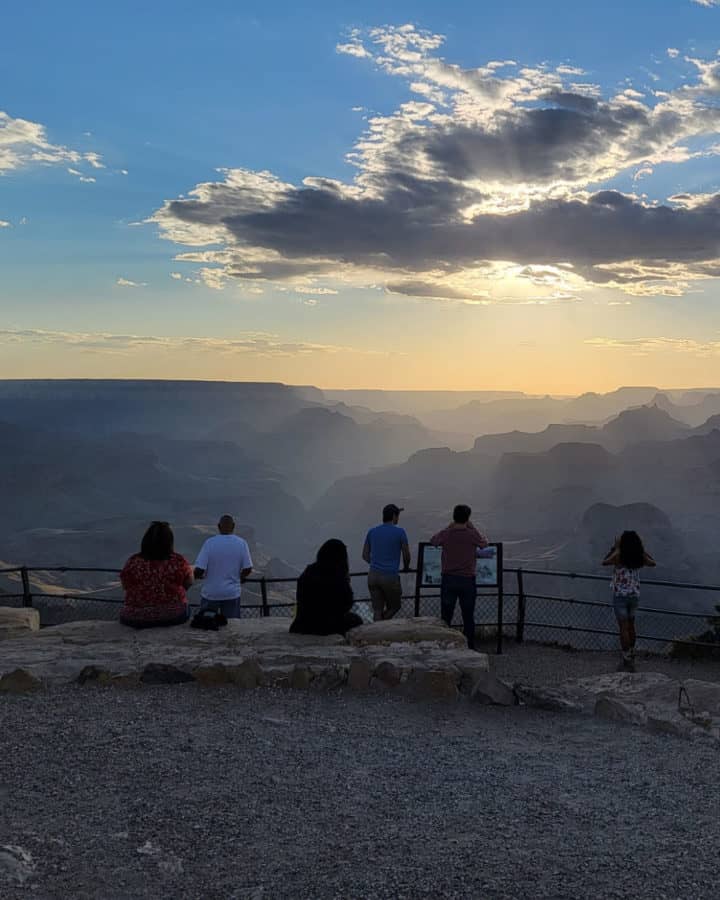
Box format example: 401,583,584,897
417,542,502,588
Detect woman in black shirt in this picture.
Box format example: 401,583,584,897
290,539,363,636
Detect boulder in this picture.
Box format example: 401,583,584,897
471,673,517,706
348,617,466,648
347,658,372,691
288,665,313,690
0,668,41,693
373,661,403,688
140,664,195,685
409,667,458,699
0,607,40,640
76,665,112,686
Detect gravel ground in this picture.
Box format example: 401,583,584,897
1,686,719,900
486,641,720,687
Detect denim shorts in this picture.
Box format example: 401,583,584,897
613,593,639,620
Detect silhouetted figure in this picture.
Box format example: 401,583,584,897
290,539,363,636
194,514,253,619
362,503,411,621
602,530,656,670
430,505,489,649
120,521,193,629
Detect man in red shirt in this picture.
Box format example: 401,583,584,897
430,505,489,650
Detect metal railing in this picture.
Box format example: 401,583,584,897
1,563,718,656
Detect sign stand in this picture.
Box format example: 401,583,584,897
415,541,504,654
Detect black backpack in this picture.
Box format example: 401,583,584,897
190,609,228,631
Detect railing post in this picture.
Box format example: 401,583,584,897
260,578,269,618
515,568,526,644
496,573,504,655
20,566,33,608
413,566,422,617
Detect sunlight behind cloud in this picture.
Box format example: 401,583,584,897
152,25,720,303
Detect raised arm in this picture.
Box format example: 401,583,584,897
468,522,488,548
601,548,619,566
643,551,657,567
430,527,448,546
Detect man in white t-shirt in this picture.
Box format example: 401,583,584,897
193,515,253,619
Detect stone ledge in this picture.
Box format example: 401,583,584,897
516,671,720,744
0,613,489,698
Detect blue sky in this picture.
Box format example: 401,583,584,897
1,0,720,390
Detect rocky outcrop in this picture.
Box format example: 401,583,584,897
516,671,720,743
0,613,489,699
0,607,39,640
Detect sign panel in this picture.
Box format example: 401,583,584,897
417,542,501,588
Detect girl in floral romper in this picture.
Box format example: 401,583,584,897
602,531,656,671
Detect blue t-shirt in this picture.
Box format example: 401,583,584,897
365,524,408,575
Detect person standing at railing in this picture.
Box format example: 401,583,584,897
193,515,253,619
362,503,411,622
119,521,193,629
430,505,488,650
602,531,656,671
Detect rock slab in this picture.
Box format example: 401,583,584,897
0,607,39,640
517,671,720,744
0,613,489,700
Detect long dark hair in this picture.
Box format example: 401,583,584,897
618,530,646,569
315,539,349,577
140,521,174,561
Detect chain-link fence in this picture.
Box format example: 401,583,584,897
2,563,719,657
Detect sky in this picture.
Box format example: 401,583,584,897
1,0,720,393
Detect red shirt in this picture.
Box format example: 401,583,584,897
430,525,488,578
120,552,192,622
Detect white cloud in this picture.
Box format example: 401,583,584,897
119,169,129,175
84,152,104,169
667,48,680,58
0,110,104,174
152,25,720,301
586,336,720,356
79,176,96,183
116,277,147,287
0,328,386,358
692,0,720,6
170,272,183,280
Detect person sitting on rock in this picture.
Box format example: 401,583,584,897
119,521,193,629
290,539,363,637
602,530,656,671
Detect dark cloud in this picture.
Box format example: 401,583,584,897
153,26,720,298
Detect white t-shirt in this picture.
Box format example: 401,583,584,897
194,534,253,601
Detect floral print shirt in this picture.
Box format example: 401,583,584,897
120,552,192,622
611,566,641,598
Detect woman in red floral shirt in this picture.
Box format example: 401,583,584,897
120,522,193,629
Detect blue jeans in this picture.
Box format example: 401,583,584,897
440,574,477,649
201,597,242,619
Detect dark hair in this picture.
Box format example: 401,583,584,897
140,521,174,561
382,510,394,523
618,530,646,569
453,504,471,524
315,539,350,577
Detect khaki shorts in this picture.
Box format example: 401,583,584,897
368,571,402,621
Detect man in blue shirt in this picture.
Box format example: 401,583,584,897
362,504,411,622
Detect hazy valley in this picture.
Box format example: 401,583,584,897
2,380,720,609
